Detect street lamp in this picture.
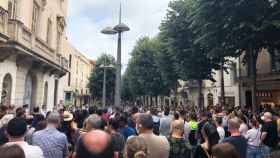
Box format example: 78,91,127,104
100,57,114,108
101,3,130,107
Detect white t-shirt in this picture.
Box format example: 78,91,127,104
6,141,44,158
245,128,262,146
217,126,225,142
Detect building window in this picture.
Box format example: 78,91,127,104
32,1,40,34
8,0,17,19
68,72,71,86
46,18,52,45
69,54,72,68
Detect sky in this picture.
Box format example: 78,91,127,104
66,0,171,70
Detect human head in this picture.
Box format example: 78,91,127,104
261,112,272,123
15,107,26,119
47,112,61,128
228,117,241,134
125,136,148,158
201,123,220,152
108,118,120,132
84,114,105,131
212,143,240,158
164,107,170,116
75,130,114,158
33,107,40,113
136,114,153,134
171,120,184,137
0,144,25,158
215,117,223,126
7,118,27,139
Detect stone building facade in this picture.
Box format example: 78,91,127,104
0,0,69,111
60,42,94,107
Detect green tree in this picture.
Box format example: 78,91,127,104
190,0,280,112
159,0,219,109
123,37,168,105
88,54,116,105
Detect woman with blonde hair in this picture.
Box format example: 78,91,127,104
125,136,148,158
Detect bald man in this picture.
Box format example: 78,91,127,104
261,112,278,150
74,130,116,158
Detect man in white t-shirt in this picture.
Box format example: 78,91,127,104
6,117,44,158
216,117,225,142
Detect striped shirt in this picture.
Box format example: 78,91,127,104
32,127,68,158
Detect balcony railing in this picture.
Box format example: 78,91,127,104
6,19,68,70
0,6,8,38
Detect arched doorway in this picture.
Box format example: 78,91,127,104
1,74,12,105
24,72,37,111
207,93,214,107
43,82,48,106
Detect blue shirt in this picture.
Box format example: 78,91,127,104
119,127,136,139
32,127,68,158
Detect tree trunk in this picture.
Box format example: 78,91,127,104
197,79,203,111
155,96,158,107
220,60,226,108
250,47,257,113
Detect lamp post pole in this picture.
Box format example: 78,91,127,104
101,3,130,107
102,57,107,108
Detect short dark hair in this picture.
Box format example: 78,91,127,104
7,118,27,137
164,108,170,116
216,117,223,125
16,107,25,118
33,107,40,113
76,135,114,158
138,114,153,129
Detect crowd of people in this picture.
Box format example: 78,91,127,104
0,104,280,158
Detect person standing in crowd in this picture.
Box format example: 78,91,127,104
245,116,262,158
223,117,247,158
6,118,43,158
119,115,136,140
215,117,225,142
108,118,125,158
159,107,172,137
137,113,170,158
0,144,26,158
193,123,220,158
188,112,198,146
32,107,45,128
261,112,279,152
151,108,160,135
239,115,248,137
196,112,209,144
0,105,14,128
125,136,148,158
74,130,115,158
168,120,191,158
212,143,240,158
32,112,68,158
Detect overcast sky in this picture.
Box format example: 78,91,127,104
66,0,171,70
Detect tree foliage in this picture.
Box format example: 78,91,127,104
88,54,116,103
122,37,168,100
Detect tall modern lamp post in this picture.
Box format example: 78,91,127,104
101,3,130,107
100,57,114,107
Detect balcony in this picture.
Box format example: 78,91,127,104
3,19,68,74
0,6,8,41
